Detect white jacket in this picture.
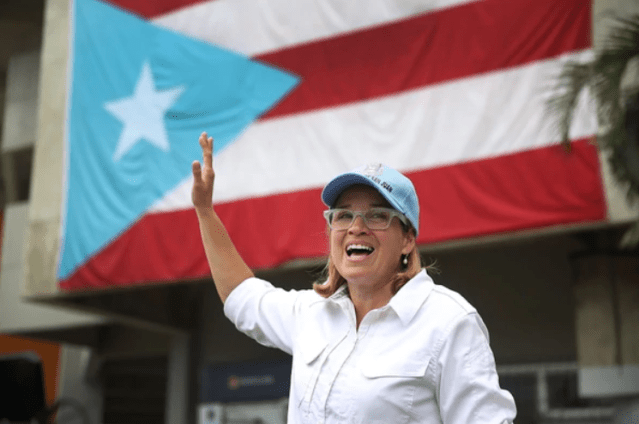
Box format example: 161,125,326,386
225,269,517,423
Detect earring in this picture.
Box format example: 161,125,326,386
402,254,408,266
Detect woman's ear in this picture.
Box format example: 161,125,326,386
402,229,416,255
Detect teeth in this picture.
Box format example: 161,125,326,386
346,244,374,255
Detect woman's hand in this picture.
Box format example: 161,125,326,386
192,132,215,209
191,132,254,301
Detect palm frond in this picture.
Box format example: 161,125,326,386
547,61,592,149
547,14,639,246
601,15,639,55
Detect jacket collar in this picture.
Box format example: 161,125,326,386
330,283,350,300
327,269,435,326
387,269,435,326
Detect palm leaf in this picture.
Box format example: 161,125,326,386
548,14,639,246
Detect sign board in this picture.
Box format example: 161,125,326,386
200,359,292,403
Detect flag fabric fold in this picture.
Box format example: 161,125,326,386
59,0,299,281
59,0,606,290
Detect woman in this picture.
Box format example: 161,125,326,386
192,132,517,423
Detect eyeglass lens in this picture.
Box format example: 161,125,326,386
330,209,393,230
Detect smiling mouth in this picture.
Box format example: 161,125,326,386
346,244,375,257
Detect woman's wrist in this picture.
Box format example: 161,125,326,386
194,203,215,216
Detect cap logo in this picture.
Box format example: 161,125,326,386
322,162,418,235
362,163,384,177
362,163,393,193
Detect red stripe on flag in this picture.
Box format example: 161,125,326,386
105,0,589,120
413,139,606,242
104,0,209,19
59,139,605,291
258,0,590,119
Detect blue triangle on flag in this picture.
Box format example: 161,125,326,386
58,0,300,280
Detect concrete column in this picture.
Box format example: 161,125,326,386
165,333,191,424
573,254,639,402
56,345,103,424
573,254,639,369
25,0,70,296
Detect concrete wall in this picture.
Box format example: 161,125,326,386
593,0,639,224
199,282,289,365
56,344,103,424
1,51,39,206
165,333,191,424
1,51,39,152
0,0,107,332
429,235,582,365
24,0,69,297
0,203,106,333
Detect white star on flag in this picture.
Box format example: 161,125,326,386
105,61,185,162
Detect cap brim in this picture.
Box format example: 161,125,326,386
321,173,404,214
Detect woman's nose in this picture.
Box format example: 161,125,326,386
348,215,369,233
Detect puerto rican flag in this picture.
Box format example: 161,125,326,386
59,0,605,290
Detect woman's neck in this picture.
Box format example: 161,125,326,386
347,282,394,328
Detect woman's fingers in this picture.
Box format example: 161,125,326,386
192,160,202,181
200,132,213,172
192,132,215,208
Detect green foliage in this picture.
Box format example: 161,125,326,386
548,14,639,247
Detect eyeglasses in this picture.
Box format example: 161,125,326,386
323,207,409,231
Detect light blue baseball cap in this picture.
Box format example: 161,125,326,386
321,163,420,236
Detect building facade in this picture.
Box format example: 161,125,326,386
1,0,638,423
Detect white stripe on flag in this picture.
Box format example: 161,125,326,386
150,50,596,212
153,0,477,56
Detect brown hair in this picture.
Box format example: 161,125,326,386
313,239,423,298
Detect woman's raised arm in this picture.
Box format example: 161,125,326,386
192,132,254,302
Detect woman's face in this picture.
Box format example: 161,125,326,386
329,185,415,291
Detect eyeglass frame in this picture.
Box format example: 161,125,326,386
323,207,410,231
